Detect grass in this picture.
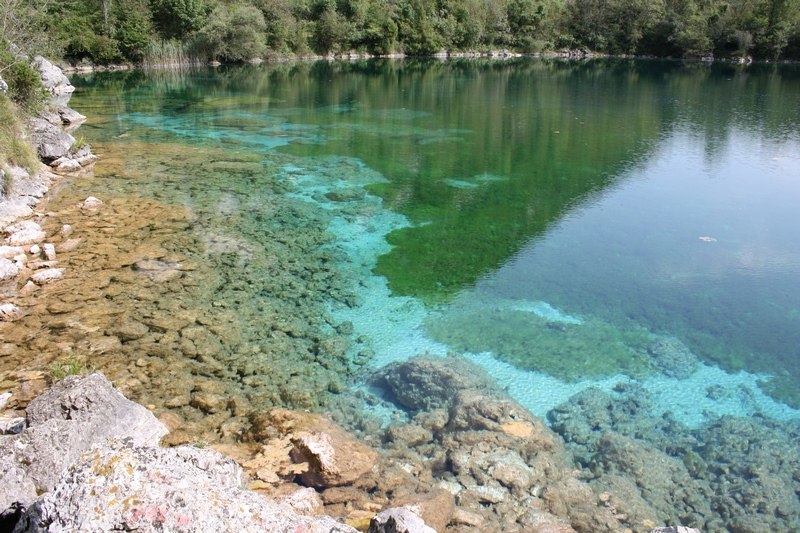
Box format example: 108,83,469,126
0,94,39,195
49,354,93,381
142,40,202,68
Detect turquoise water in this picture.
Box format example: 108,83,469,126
68,59,800,421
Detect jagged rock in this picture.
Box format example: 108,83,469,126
291,423,379,488
448,390,556,452
27,118,75,163
30,268,63,285
651,528,702,533
0,373,169,497
4,220,46,245
56,106,85,126
0,454,37,511
0,258,20,281
13,440,358,533
385,423,433,446
31,56,74,94
378,354,498,411
368,507,436,533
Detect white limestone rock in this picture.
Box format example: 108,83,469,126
30,268,63,285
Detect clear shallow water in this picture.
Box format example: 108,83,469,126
68,59,800,422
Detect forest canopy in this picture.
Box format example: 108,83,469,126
2,0,800,66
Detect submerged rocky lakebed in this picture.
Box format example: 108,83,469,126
2,59,800,532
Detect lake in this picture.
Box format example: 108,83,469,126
59,58,800,531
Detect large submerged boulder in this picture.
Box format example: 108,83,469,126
377,354,499,411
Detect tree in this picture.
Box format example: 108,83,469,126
151,0,207,40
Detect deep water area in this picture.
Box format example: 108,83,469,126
2,58,800,531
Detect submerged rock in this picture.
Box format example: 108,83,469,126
378,354,499,411
291,422,379,488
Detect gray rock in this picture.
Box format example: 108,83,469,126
646,337,699,379
368,507,436,533
0,75,8,93
651,528,702,533
50,158,81,172
31,56,74,95
26,373,166,445
56,106,85,126
14,440,358,533
378,354,498,411
0,373,169,494
0,448,37,510
27,118,75,162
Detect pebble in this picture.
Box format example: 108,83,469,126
43,243,56,260
0,303,21,321
31,267,64,285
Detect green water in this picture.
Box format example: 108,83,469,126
70,59,800,408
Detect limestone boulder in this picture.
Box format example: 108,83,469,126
0,373,169,495
27,117,75,162
31,56,74,94
378,354,498,411
13,440,358,533
291,423,379,488
4,220,45,246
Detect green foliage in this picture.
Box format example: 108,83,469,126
0,95,39,177
193,4,267,62
150,0,208,40
116,1,155,62
0,41,46,111
49,354,92,381
6,0,800,66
